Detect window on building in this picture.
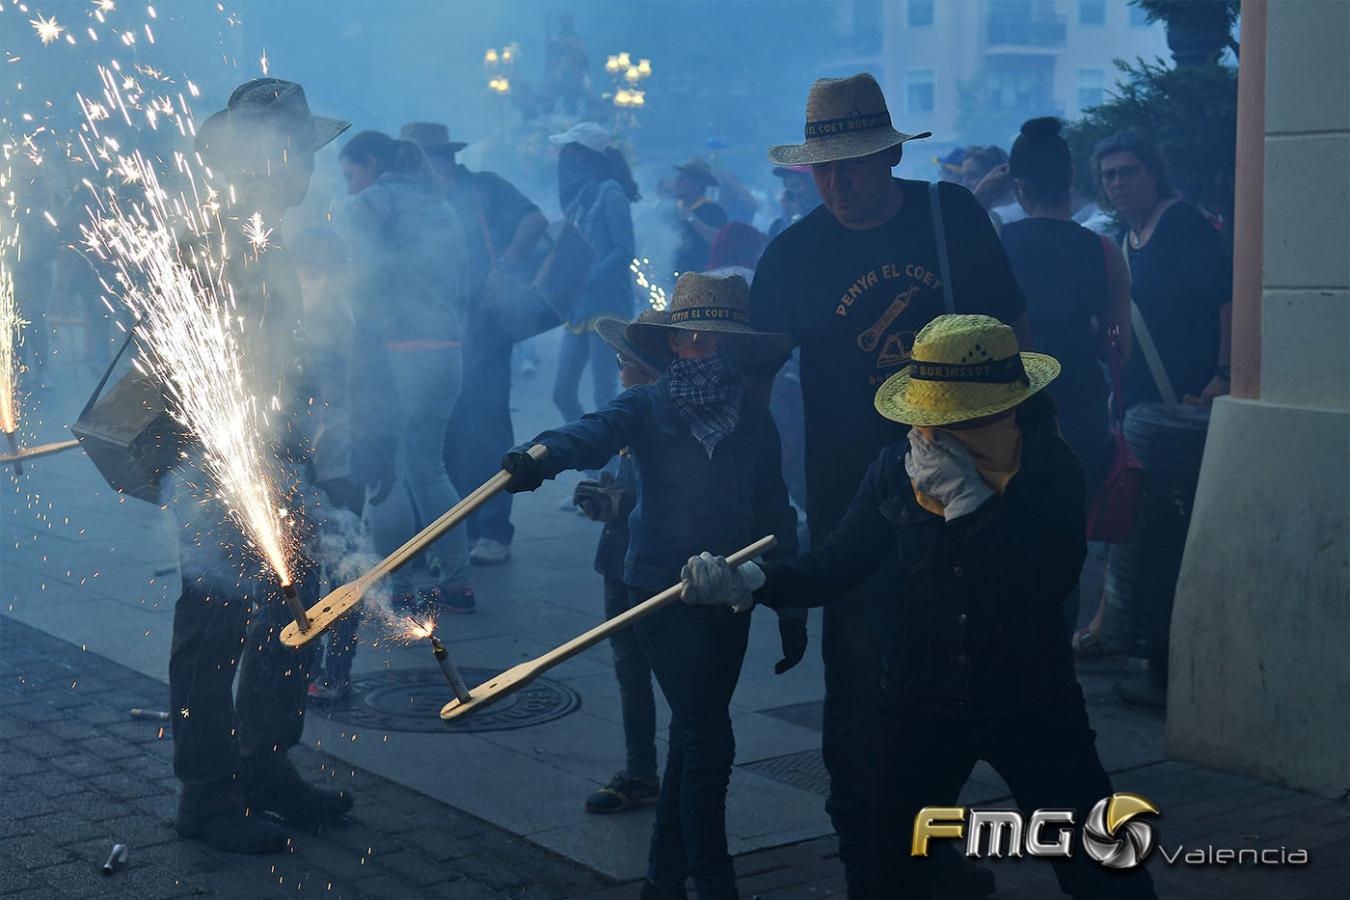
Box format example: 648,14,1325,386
908,0,934,27
907,69,935,114
1079,0,1107,26
1128,1,1150,26
1078,68,1105,110
985,57,1055,112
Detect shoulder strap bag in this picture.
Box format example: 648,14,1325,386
1118,237,1178,406
928,181,956,315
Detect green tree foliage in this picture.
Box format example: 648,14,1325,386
1064,57,1237,230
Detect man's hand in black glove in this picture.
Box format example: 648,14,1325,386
774,615,808,675
501,448,547,493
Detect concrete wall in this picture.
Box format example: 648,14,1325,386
1168,0,1350,797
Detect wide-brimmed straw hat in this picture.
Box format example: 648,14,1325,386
673,158,718,187
400,122,468,158
595,309,672,379
626,272,792,367
874,315,1059,426
196,79,349,159
769,73,931,167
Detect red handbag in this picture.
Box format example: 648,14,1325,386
1086,245,1145,543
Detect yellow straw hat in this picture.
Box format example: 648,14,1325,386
874,315,1060,426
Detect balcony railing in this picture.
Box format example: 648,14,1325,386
987,9,1067,47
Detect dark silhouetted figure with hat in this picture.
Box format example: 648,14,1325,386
671,159,727,276
171,78,354,854
750,71,1031,898
500,273,805,899
683,315,1155,900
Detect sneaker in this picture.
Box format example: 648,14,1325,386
469,538,511,565
245,758,354,827
307,678,351,706
434,586,476,615
176,801,289,854
585,771,660,814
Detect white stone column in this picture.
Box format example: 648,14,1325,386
1168,0,1350,796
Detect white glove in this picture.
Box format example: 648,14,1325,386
680,551,765,613
905,429,995,521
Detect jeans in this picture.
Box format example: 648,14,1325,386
552,326,618,425
169,570,318,819
871,687,1156,899
367,348,470,593
634,589,751,899
605,578,657,779
821,556,894,891
446,313,515,545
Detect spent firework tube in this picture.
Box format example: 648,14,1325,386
282,581,310,633
430,635,473,704
3,431,21,475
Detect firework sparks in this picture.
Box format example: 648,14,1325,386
631,257,668,310
82,151,295,590
0,222,25,438
30,14,65,45
241,211,271,254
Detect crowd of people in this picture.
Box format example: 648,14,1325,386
27,57,1232,899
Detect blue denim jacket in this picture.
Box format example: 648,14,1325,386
521,377,798,591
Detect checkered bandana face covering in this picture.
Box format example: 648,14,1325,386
667,349,743,458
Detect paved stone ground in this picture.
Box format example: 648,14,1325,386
0,616,605,899
6,611,1350,899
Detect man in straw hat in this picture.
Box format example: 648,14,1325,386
749,71,1029,897
671,158,728,276
400,121,547,568
169,79,355,854
683,316,1156,900
500,273,803,897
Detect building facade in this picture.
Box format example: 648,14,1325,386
874,0,1169,149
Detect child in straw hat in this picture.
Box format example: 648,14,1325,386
502,273,804,898
682,315,1156,900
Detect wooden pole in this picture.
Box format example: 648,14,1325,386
0,436,81,468
440,534,778,721
280,444,548,648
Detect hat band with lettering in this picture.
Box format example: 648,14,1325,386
908,355,1029,385
804,111,893,139
669,306,751,327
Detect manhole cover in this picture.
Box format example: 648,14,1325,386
322,668,582,734
738,748,830,795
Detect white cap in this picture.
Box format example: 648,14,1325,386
548,121,612,154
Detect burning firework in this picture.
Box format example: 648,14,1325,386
81,150,295,592
0,221,24,441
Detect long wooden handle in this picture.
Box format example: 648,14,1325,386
369,443,548,584
440,534,778,720
280,443,548,648
0,437,82,466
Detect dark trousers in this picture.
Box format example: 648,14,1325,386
821,558,894,890
446,315,515,545
604,578,657,779
169,572,317,819
872,687,1156,900
633,589,752,900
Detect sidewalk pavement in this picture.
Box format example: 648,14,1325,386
4,332,1349,898
0,616,606,899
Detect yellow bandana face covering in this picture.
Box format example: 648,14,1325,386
910,417,1023,516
